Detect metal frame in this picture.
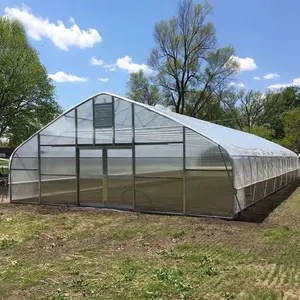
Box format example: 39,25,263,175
112,96,115,145
132,103,136,209
39,141,183,147
183,127,186,214
37,133,41,204
75,108,80,206
92,98,96,146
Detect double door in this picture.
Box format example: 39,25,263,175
79,147,133,209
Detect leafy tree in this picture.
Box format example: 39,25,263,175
0,18,62,146
251,126,275,141
148,0,239,115
281,107,300,153
126,70,160,105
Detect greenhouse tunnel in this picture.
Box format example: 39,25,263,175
9,93,300,218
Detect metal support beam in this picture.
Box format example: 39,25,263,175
103,148,108,204
37,133,41,204
75,108,80,206
132,103,136,210
112,96,115,145
92,98,96,146
183,127,186,214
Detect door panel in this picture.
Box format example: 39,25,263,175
79,149,104,206
107,149,133,209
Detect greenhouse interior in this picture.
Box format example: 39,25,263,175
9,92,300,218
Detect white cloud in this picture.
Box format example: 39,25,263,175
253,76,261,80
104,64,116,71
97,77,109,82
91,57,104,66
116,56,153,74
49,71,88,83
4,6,102,51
231,56,257,71
229,81,246,88
263,73,279,79
267,77,300,90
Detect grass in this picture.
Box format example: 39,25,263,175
1,184,300,299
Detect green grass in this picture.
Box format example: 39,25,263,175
1,186,300,299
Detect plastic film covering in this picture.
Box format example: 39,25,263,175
134,105,183,143
135,144,183,178
135,177,183,213
114,97,132,143
77,100,93,144
79,149,103,206
107,149,133,209
184,129,234,217
40,146,76,205
10,135,39,202
41,175,76,205
40,111,75,145
10,170,39,203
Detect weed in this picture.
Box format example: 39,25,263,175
262,227,297,243
0,238,17,249
50,289,70,300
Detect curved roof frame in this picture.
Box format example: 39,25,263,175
10,92,232,166
10,91,297,173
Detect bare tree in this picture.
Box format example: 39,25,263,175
148,0,239,115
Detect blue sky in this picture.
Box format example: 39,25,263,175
1,0,300,109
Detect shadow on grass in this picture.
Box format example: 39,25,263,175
237,180,300,223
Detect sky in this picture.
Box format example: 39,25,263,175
1,0,300,110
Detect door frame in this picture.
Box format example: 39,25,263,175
77,145,134,208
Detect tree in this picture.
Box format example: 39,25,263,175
281,107,300,153
126,70,160,105
0,17,62,146
148,0,239,115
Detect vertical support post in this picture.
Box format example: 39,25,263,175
131,103,136,210
112,96,115,145
264,180,268,197
75,108,80,206
182,127,186,215
37,133,41,204
219,145,242,214
103,148,108,205
92,98,96,146
9,161,12,202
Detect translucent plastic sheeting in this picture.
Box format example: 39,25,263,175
135,144,183,178
11,156,38,170
79,149,103,206
185,170,234,217
41,175,76,205
158,107,298,158
77,100,93,144
185,128,228,169
134,105,183,143
135,177,183,213
40,146,76,176
233,156,299,189
108,149,132,176
114,98,132,143
40,111,75,145
11,170,39,202
12,135,38,158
